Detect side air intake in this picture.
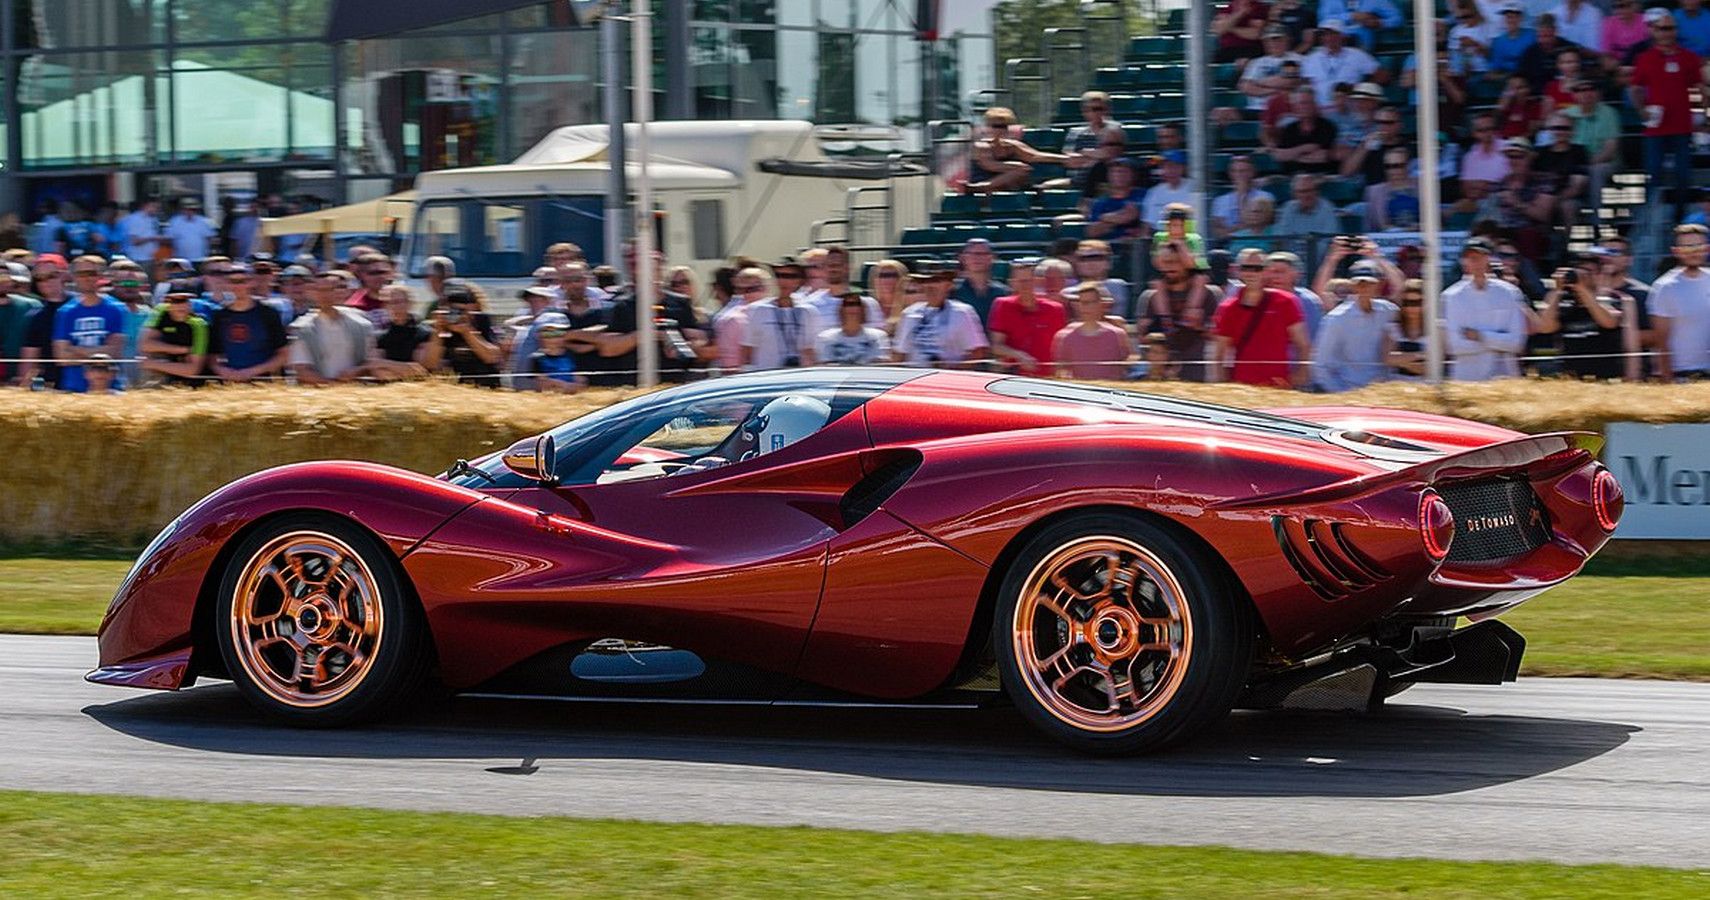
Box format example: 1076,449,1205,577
840,452,922,528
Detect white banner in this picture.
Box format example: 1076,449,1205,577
1367,230,1468,261
1604,423,1710,540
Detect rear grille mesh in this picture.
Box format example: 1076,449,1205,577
1438,479,1551,563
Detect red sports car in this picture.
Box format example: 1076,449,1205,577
91,369,1622,753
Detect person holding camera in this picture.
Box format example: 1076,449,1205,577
741,265,821,371
426,278,502,387
1535,250,1626,380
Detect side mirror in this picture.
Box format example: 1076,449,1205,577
501,434,558,485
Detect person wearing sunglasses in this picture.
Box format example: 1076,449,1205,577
50,255,130,393
1211,248,1310,388
711,266,763,375
106,259,154,387
815,292,892,366
988,258,1067,377
1064,90,1127,194
0,261,39,387
1628,10,1704,222
1650,224,1710,381
207,262,290,384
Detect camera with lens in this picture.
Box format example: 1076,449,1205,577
653,313,697,362
1558,268,1578,287
1337,235,1363,251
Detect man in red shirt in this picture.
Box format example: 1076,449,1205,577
988,259,1068,376
1629,12,1706,218
346,252,394,326
1213,249,1311,387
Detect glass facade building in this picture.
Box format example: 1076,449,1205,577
0,0,994,215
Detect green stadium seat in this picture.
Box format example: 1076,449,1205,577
1093,67,1137,92
1032,162,1068,182
1022,127,1065,152
901,226,942,247
1220,120,1261,148
1323,179,1366,207
1000,223,1052,244
1213,62,1241,88
1136,66,1186,90
1111,94,1150,118
1128,36,1181,62
1338,211,1365,233
1248,151,1279,175
1124,124,1158,150
1055,97,1082,122
1148,95,1186,118
1056,220,1088,241
1037,190,1083,215
939,193,981,217
987,192,1032,216
1164,8,1186,34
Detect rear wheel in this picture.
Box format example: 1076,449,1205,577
214,514,428,726
994,513,1252,755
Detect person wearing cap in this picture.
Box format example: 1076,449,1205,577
893,269,990,369
502,282,564,382
1272,89,1340,177
1629,10,1704,222
1489,136,1558,257
1333,81,1386,149
1311,258,1401,392
151,258,193,304
815,293,892,366
1212,0,1269,64
1212,248,1311,387
1239,27,1306,112
1536,250,1627,379
1488,4,1537,75
138,291,209,387
950,238,1009,324
1443,239,1530,381
105,258,153,387
1139,151,1195,239
163,197,215,263
1075,237,1135,321
523,311,587,393
277,264,316,322
1087,157,1146,241
0,261,40,386
50,255,129,393
1301,20,1382,107
988,259,1068,376
288,270,380,385
77,353,120,394
1649,224,1710,380
741,265,821,371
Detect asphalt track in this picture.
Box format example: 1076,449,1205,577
3,635,1706,869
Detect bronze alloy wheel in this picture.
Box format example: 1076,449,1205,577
229,530,385,709
1011,536,1192,732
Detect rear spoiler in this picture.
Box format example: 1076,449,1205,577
1213,432,1602,511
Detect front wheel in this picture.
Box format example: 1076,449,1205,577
994,513,1253,755
214,513,429,726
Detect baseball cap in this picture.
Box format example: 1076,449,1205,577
770,256,805,275
531,266,557,280
523,285,558,302
281,264,313,279
442,278,477,304
534,311,572,333
1644,7,1671,25
1265,251,1303,268
1319,18,1347,33
908,266,957,283
1352,82,1384,99
4,261,30,284
1502,136,1533,155
1349,260,1383,280
1498,1,1524,14
1462,238,1496,256
36,253,67,271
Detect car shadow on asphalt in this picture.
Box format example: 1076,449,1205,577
82,683,1638,800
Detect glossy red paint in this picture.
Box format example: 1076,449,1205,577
94,368,1618,703
85,647,192,690
93,461,486,685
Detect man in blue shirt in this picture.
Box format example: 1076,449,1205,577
1312,259,1400,391
1490,5,1537,75
1677,0,1710,56
51,256,130,392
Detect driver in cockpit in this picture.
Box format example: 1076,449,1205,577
672,394,832,475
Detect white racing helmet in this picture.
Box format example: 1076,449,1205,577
740,395,833,460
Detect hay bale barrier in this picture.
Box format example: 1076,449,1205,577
3,379,1708,545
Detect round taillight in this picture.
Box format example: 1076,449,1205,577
1419,491,1455,563
1593,469,1623,533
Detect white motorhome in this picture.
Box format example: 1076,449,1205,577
399,120,935,309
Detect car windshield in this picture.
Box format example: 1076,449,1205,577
446,368,923,489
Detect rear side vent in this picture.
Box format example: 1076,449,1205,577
840,452,922,528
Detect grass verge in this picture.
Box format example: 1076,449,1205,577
4,558,1707,680
0,790,1703,898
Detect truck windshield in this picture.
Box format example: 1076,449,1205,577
406,196,606,278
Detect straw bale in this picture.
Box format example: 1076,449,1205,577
2,378,1706,543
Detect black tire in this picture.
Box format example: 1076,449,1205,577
214,513,430,727
993,511,1253,755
